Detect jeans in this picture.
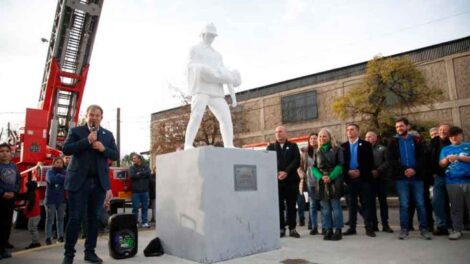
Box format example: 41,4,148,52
46,203,66,239
64,178,106,258
307,186,320,229
447,184,470,232
396,179,428,231
370,179,390,226
432,176,450,228
296,192,305,223
347,180,373,229
27,216,41,243
320,199,343,229
132,192,149,224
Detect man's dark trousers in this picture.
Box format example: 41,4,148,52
348,179,374,230
64,177,105,258
279,183,298,230
371,178,390,227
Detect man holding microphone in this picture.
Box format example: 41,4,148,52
62,105,119,264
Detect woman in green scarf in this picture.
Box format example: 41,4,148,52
311,128,344,241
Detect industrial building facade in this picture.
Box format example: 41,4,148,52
150,36,470,162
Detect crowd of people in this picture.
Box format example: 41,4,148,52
269,117,470,241
1,106,469,263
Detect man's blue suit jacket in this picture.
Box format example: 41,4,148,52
62,125,119,192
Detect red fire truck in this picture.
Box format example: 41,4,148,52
9,0,131,206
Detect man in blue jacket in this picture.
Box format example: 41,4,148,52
62,105,119,264
387,117,431,240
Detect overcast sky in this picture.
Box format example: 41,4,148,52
1,0,470,158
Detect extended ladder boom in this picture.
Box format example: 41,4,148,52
38,0,104,150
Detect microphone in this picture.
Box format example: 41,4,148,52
91,122,97,132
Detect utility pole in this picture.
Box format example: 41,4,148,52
117,107,121,167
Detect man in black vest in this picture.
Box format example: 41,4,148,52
267,126,301,238
342,124,376,237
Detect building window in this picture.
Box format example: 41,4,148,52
281,91,318,123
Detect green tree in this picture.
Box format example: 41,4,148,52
332,55,443,137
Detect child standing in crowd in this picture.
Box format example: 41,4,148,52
0,143,20,260
45,157,67,245
24,179,41,249
439,126,470,240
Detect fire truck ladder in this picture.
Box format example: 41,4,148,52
38,0,104,150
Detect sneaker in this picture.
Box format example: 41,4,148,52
309,228,318,235
289,229,300,238
420,230,432,240
366,228,376,237
398,230,409,240
323,229,333,240
448,231,463,240
45,238,52,245
433,226,449,236
330,229,342,241
25,242,41,249
0,249,12,259
382,224,394,233
142,223,151,228
280,229,286,238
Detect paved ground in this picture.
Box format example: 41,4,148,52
3,207,470,264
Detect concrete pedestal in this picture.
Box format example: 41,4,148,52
156,146,280,263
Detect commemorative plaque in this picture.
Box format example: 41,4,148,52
234,164,257,191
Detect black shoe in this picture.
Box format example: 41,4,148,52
299,220,305,226
25,242,41,249
331,229,342,241
366,229,376,237
309,228,318,235
280,229,286,238
344,220,350,226
307,223,312,230
58,237,64,243
343,228,357,235
433,226,449,236
373,226,379,232
321,228,326,235
289,229,300,238
5,242,14,249
62,256,74,264
46,238,52,245
409,226,416,231
323,229,333,240
382,225,394,233
81,233,86,239
84,252,103,263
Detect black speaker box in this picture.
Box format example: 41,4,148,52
108,213,138,259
